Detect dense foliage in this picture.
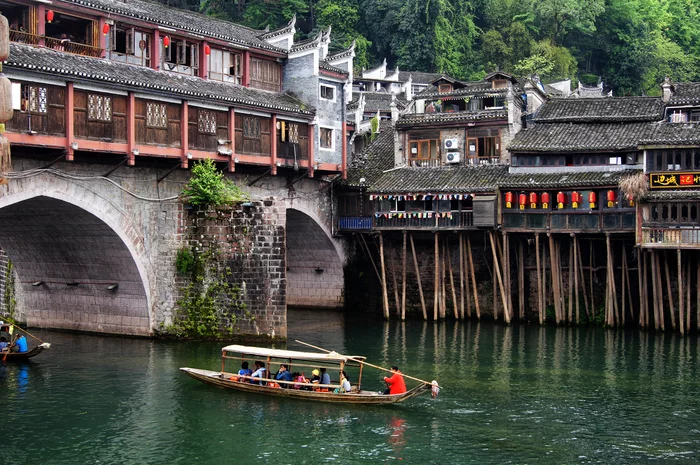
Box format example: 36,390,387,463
181,159,249,207
168,0,700,95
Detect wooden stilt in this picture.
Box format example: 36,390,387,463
389,242,400,318
607,235,619,327
605,236,611,326
447,237,458,320
549,234,562,324
409,233,427,320
638,250,645,329
401,231,407,321
589,241,595,315
664,251,676,331
568,237,574,324
678,249,684,335
493,234,499,322
441,240,447,320
576,237,590,320
379,232,390,320
685,258,690,331
459,232,465,319
651,250,659,330
535,233,543,325
558,241,565,322
697,257,700,331
489,231,510,323
503,233,512,323
358,234,382,282
623,246,633,325
467,234,480,319
656,252,665,330
434,232,439,321
518,240,525,320
573,234,580,324
621,246,626,325
463,234,471,319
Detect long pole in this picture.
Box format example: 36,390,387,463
459,232,465,319
489,231,509,323
379,232,390,320
434,232,439,321
295,340,439,387
467,234,480,319
447,237,458,320
536,233,543,325
678,248,684,335
389,242,400,318
410,233,427,320
402,231,407,321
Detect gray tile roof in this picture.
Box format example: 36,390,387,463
397,71,443,85
499,170,639,188
62,0,284,53
348,92,408,112
534,97,663,122
6,43,313,116
343,127,396,187
416,81,499,99
670,82,700,105
319,61,348,76
508,122,651,152
369,164,509,194
640,122,700,146
397,110,508,127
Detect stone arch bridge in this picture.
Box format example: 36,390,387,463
0,158,345,338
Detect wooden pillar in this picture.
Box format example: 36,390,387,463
341,122,347,180
126,92,135,166
379,232,390,320
638,250,645,329
270,114,278,175
65,82,74,162
467,234,480,319
37,5,46,47
655,252,665,330
243,50,251,87
576,236,590,320
180,101,189,168
200,40,209,79
573,234,580,324
535,233,543,325
459,232,465,319
98,18,107,58
664,251,676,331
434,232,439,321
678,249,684,335
152,29,160,70
568,237,574,324
228,109,236,172
490,231,510,324
308,123,315,178
548,234,562,324
410,233,427,320
518,240,525,320
447,237,458,320
389,242,400,318
401,230,407,321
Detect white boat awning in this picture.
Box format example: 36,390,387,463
221,345,365,363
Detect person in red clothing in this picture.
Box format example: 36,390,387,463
383,366,407,395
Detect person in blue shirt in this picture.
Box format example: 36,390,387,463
320,367,331,386
0,336,8,352
238,361,253,380
12,335,28,353
250,360,267,385
275,364,294,388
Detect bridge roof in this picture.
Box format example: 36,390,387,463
6,44,314,117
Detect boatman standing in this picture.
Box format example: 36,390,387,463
383,366,407,395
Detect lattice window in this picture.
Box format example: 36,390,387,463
320,127,333,149
198,110,216,134
287,123,299,144
88,94,112,122
146,102,167,128
243,116,260,139
26,86,47,114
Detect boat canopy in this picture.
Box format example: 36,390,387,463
221,345,366,363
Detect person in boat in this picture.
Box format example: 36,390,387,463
250,360,267,385
11,334,28,353
320,368,331,386
334,370,351,394
310,369,321,385
383,366,407,395
292,372,308,390
238,361,253,380
0,336,8,352
275,364,293,388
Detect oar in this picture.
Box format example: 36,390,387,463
295,340,440,388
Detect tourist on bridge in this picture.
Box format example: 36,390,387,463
383,366,407,395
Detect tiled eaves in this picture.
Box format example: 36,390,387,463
319,61,348,76
290,35,321,53
62,0,286,53
534,97,664,123
396,110,508,127
343,127,396,187
5,43,314,116
498,170,639,189
639,122,700,146
368,164,510,194
508,122,651,152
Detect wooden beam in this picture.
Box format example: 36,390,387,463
467,234,480,319
379,232,390,320
401,230,407,321
127,92,136,166
434,232,439,321
678,249,684,335
489,231,509,324
181,101,189,169
573,234,580,324
664,251,676,331
389,241,400,318
358,233,381,282
447,237,458,320
459,232,465,319
228,109,236,172
410,233,427,320
536,233,543,325
568,237,574,324
65,82,74,161
270,114,277,175
549,234,562,325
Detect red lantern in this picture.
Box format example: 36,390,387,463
557,191,566,209
607,190,616,208
542,192,550,209
47,10,54,23
588,191,596,209
519,193,527,211
529,192,538,209
204,44,211,56
505,192,513,209
163,36,170,48
103,23,110,36
572,191,580,209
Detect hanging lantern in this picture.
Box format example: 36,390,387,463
47,10,54,23
505,191,513,209
588,191,596,209
557,191,566,209
571,191,580,209
542,192,550,209
103,22,110,36
607,190,616,208
163,36,170,48
628,194,635,207
529,192,538,209
204,44,211,56
519,193,527,211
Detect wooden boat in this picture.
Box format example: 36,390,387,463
1,344,47,361
180,344,434,404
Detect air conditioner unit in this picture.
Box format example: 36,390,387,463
446,152,461,164
444,138,459,149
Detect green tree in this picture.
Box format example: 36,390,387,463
181,159,249,207
317,0,373,70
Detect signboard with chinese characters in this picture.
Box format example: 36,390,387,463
649,172,700,189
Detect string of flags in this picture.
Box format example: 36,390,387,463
375,212,454,219
369,193,471,201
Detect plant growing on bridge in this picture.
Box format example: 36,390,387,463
181,159,249,207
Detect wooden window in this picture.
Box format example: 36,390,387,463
162,38,198,76
320,85,335,101
146,102,167,128
88,94,112,122
198,110,217,134
250,58,281,91
242,116,261,139
23,85,47,114
281,122,299,144
320,127,333,149
209,49,242,83
438,83,453,93
467,128,500,163
409,140,438,160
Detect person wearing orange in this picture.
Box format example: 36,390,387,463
383,366,407,395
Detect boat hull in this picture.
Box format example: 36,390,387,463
180,367,429,404
2,345,45,361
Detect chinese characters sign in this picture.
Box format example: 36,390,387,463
649,172,700,189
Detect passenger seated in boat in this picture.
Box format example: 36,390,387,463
320,367,331,386
292,372,308,390
11,334,28,353
238,361,253,380
310,369,321,385
275,364,293,388
383,366,407,395
250,360,267,385
334,370,351,394
0,337,8,352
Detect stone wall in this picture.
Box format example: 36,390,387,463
0,247,8,316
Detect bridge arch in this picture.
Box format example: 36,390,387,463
0,179,154,336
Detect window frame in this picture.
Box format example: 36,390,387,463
22,85,47,114
319,126,334,151
320,84,336,102
146,101,168,129
197,109,217,135
87,93,113,122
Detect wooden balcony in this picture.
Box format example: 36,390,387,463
640,227,700,248
10,30,103,58
503,211,636,233
338,211,474,231
10,30,41,45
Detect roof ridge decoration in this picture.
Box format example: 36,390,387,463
326,39,356,63
259,14,296,40
290,31,323,53
61,0,287,54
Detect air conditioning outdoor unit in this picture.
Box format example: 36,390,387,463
444,138,459,149
446,152,461,164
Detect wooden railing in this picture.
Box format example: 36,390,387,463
338,216,373,230
10,29,41,45
503,211,636,232
641,227,700,247
338,211,474,231
12,30,103,58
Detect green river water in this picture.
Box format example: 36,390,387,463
2,309,699,464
